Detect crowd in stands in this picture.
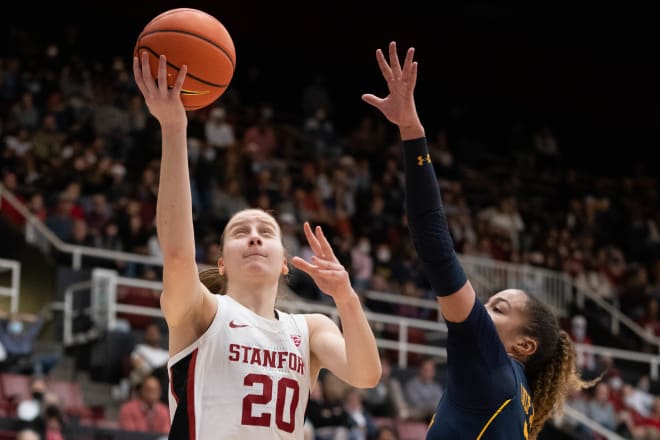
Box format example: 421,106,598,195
1,19,660,440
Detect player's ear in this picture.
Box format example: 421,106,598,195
218,257,225,276
281,258,289,275
514,336,538,358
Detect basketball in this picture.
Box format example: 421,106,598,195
133,8,236,111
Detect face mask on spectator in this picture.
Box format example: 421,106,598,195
8,320,23,334
572,327,585,341
358,240,370,254
376,249,391,262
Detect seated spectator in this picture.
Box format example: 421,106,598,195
587,382,618,432
343,388,378,440
374,425,399,440
560,387,591,437
43,404,67,440
16,429,41,440
119,375,170,434
306,372,352,440
16,376,63,437
403,357,443,423
622,381,654,418
0,308,57,375
569,314,597,377
129,322,169,402
362,356,409,420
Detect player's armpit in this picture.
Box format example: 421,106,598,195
437,280,476,323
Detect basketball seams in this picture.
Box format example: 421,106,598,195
133,45,230,89
143,8,218,28
137,29,235,68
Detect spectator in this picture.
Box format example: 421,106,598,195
374,426,399,440
129,322,169,402
622,382,654,419
0,308,56,375
403,358,443,423
561,387,591,437
362,356,409,420
205,106,235,150
343,388,378,440
43,404,67,440
351,236,374,292
0,170,26,228
16,376,63,437
118,375,170,434
16,429,41,440
569,314,597,377
306,372,352,440
587,382,618,431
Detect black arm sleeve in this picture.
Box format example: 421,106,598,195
403,137,467,296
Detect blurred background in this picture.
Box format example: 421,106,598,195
0,2,659,440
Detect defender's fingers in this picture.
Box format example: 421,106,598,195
361,94,385,108
402,47,416,76
389,41,402,78
375,48,394,82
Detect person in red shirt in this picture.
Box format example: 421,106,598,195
118,375,170,434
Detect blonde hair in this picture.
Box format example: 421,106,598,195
522,293,599,439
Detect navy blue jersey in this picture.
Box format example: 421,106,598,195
425,298,534,439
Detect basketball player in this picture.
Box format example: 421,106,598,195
362,41,596,439
132,53,381,439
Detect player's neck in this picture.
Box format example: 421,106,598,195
226,282,278,319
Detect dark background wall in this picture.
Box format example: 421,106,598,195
3,1,659,173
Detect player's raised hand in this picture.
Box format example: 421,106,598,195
361,41,422,134
133,52,188,126
291,222,354,304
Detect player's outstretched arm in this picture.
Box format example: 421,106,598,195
363,42,476,322
133,53,213,350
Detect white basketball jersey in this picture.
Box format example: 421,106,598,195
167,294,311,440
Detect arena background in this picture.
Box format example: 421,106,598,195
3,1,659,173
1,2,660,439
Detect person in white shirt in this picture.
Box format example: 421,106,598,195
129,322,170,388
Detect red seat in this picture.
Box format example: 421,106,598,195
0,373,96,422
0,429,17,440
0,373,31,401
47,379,94,421
396,420,429,440
0,373,31,416
373,416,396,428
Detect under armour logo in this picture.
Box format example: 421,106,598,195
417,154,431,166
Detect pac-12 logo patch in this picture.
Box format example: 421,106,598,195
290,335,301,347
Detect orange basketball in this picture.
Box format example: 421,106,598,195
134,8,236,111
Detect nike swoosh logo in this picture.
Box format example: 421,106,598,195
229,320,249,328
